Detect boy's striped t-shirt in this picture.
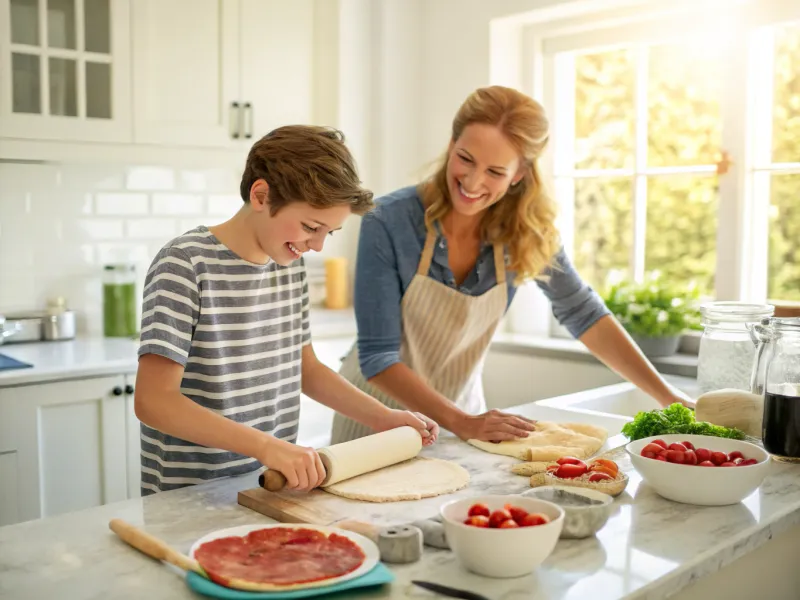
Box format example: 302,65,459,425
137,226,310,495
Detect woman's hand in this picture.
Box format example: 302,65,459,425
373,409,440,446
657,386,696,410
258,437,327,492
455,409,537,442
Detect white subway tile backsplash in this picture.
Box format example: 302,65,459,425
152,193,204,215
126,166,176,191
126,218,178,240
72,219,125,241
208,194,242,217
95,193,149,215
0,163,242,328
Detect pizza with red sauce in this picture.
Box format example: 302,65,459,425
194,527,367,589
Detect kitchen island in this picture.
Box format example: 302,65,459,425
2,410,800,600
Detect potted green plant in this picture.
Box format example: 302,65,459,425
602,273,702,358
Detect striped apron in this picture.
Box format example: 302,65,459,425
330,230,509,443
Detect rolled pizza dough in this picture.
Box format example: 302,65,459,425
468,421,608,461
322,457,470,503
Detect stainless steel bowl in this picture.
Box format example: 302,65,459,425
4,312,44,343
42,311,76,341
0,315,21,345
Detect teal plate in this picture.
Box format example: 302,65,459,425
185,562,395,599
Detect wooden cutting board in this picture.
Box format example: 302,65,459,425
237,432,632,527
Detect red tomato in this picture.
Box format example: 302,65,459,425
504,504,529,524
728,450,745,462
588,472,613,482
652,439,668,449
498,519,519,529
642,443,666,455
666,450,685,464
695,448,712,462
546,464,560,473
520,513,550,527
732,457,743,465
720,461,737,467
655,454,668,462
683,450,698,465
467,503,490,518
711,451,728,466
698,460,716,467
588,465,617,478
556,456,586,467
669,443,688,452
641,450,657,459
555,463,588,479
464,515,490,527
740,458,758,466
488,509,512,528
682,441,696,451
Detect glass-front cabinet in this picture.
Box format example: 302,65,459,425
0,0,130,142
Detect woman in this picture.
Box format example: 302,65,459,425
331,85,692,444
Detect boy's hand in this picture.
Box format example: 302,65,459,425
259,437,326,492
374,409,440,447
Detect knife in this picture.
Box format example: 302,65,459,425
411,580,491,600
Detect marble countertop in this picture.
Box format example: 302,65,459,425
2,418,800,600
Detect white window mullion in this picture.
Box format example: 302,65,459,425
550,52,576,256
76,0,86,119
742,27,775,302
38,0,49,116
632,44,648,282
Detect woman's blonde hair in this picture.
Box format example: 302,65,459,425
420,86,561,284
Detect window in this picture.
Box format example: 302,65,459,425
535,1,800,305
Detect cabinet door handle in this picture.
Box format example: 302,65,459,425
125,385,135,395
112,386,123,396
230,101,242,139
243,102,253,139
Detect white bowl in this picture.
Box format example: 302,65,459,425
439,494,564,578
626,434,770,506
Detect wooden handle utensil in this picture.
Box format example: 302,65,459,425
109,518,207,578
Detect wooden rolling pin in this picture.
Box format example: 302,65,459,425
260,426,423,492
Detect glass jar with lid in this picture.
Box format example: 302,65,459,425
696,301,774,395
103,264,138,338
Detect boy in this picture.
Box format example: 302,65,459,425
134,126,437,496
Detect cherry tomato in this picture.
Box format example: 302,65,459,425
732,457,743,465
669,443,688,452
588,472,613,482
652,439,668,449
504,504,529,524
498,519,519,529
666,450,685,464
698,460,715,467
683,450,698,465
555,463,588,479
488,509,512,528
720,461,737,467
728,450,744,462
464,515,490,527
467,503,490,518
655,454,668,462
641,450,657,459
589,459,619,476
695,448,712,463
546,464,560,473
682,441,696,451
556,456,586,467
711,451,728,466
520,513,550,527
642,443,666,455
740,458,758,466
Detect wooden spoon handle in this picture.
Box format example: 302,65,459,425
109,518,205,577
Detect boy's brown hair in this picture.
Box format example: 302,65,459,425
240,125,374,216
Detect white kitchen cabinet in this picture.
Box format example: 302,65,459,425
131,0,313,148
0,0,132,142
0,373,141,525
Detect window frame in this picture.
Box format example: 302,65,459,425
517,0,800,337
